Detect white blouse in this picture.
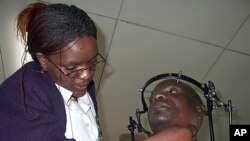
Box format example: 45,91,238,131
56,84,99,141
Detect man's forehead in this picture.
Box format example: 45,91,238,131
156,79,186,89
153,79,194,95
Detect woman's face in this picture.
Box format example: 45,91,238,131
148,80,198,134
43,36,99,96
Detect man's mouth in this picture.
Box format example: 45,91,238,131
152,102,172,110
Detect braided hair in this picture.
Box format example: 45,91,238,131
17,2,97,63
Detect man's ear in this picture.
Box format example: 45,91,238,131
36,52,47,71
196,105,207,119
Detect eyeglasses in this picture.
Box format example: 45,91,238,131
46,53,105,78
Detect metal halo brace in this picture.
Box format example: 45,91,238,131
127,72,234,141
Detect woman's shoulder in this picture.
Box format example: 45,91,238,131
0,61,53,91
0,61,62,113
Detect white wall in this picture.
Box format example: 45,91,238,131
0,48,5,83
1,0,250,141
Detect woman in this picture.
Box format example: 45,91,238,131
0,2,104,141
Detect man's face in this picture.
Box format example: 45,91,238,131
148,79,198,134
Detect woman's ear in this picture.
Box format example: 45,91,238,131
36,52,47,71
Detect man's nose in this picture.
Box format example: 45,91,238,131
151,93,166,103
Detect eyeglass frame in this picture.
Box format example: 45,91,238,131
45,53,105,78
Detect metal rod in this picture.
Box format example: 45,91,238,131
207,99,215,141
228,100,232,125
128,116,136,141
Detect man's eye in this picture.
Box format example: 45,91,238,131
169,89,178,95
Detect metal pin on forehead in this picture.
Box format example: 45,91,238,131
138,88,152,93
177,71,182,83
